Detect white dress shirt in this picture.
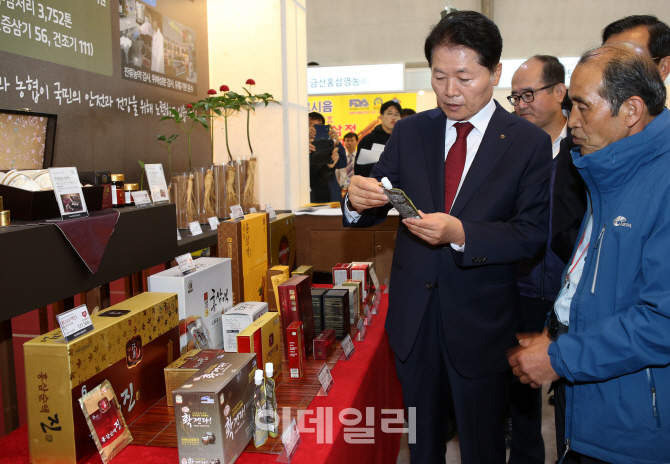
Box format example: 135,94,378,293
551,109,569,159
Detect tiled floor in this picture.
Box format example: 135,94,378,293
396,385,558,464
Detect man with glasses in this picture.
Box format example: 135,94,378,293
353,100,402,177
507,56,587,464
602,15,670,81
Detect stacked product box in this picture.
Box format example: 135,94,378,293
266,265,290,312
333,284,359,325
286,321,306,380
164,349,227,407
173,352,257,464
313,329,336,360
342,279,364,318
221,302,268,352
291,265,313,285
323,288,351,339
311,288,328,334
350,263,370,299
332,263,351,286
217,212,270,305
236,312,282,379
269,213,297,270
148,257,233,354
277,275,315,358
24,293,180,464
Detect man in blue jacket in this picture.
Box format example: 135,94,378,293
509,44,670,464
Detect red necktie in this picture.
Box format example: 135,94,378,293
444,122,474,213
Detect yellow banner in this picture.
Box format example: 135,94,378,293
308,93,416,139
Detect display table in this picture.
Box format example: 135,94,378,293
0,292,403,464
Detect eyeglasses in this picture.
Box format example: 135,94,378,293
383,112,401,119
507,83,559,106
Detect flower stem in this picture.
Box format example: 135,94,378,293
224,116,232,162
246,109,253,156
210,109,215,164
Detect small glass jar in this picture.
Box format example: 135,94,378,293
111,174,125,207
0,210,9,226
123,183,139,206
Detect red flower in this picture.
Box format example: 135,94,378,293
246,79,256,85
220,85,229,92
207,89,217,95
186,103,193,109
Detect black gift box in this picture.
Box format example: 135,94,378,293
0,184,104,220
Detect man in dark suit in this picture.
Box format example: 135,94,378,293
342,11,552,464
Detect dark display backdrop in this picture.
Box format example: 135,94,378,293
0,0,211,183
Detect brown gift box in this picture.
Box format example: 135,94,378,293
164,349,226,407
24,292,180,464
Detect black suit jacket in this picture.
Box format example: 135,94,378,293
551,133,588,262
343,103,552,378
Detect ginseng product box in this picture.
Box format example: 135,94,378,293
323,289,351,340
173,353,257,464
332,263,351,286
164,349,226,407
311,288,328,334
25,292,180,464
350,263,370,299
218,212,270,305
334,284,359,325
287,321,306,380
342,279,364,316
148,257,233,354
277,275,315,359
221,302,268,352
236,312,282,379
291,265,313,285
313,329,336,360
266,265,290,312
269,213,296,270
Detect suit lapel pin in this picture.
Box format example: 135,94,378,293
500,134,505,139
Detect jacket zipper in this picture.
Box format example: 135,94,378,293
558,438,570,464
647,368,662,427
591,225,606,293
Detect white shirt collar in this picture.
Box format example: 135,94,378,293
551,109,570,158
446,98,496,136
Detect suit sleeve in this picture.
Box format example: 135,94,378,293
455,133,552,265
550,187,670,382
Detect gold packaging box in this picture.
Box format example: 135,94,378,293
164,349,226,407
25,292,180,464
291,265,313,286
218,212,270,305
236,312,282,379
267,265,290,312
269,213,296,270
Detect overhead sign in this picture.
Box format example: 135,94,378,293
308,63,404,95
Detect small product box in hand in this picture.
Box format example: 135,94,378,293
173,352,257,464
277,275,316,358
332,263,352,286
287,321,306,380
164,349,227,407
148,257,233,355
323,288,351,340
217,212,270,305
311,288,328,334
221,301,268,352
313,329,336,360
350,263,370,299
236,312,282,379
266,265,290,312
334,284,359,325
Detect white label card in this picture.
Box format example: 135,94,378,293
207,217,220,230
280,418,301,462
356,318,367,340
56,304,94,342
317,364,334,395
369,267,380,291
364,306,372,324
265,203,277,221
177,229,182,241
48,167,89,220
144,164,170,203
230,204,244,220
341,334,356,360
188,221,203,236
131,190,152,207
249,207,257,213
176,253,196,276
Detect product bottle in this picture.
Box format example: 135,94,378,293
265,362,278,438
253,369,268,448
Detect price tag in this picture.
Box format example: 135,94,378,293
175,253,196,276
364,306,372,325
265,203,277,221
249,207,257,213
131,190,152,207
317,364,334,395
356,318,367,341
48,167,89,220
144,164,170,204
177,229,182,241
56,304,94,342
278,418,301,463
188,221,203,236
207,216,220,231
341,334,356,360
369,267,380,292
230,204,244,220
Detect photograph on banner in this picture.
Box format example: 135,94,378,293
308,93,417,140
